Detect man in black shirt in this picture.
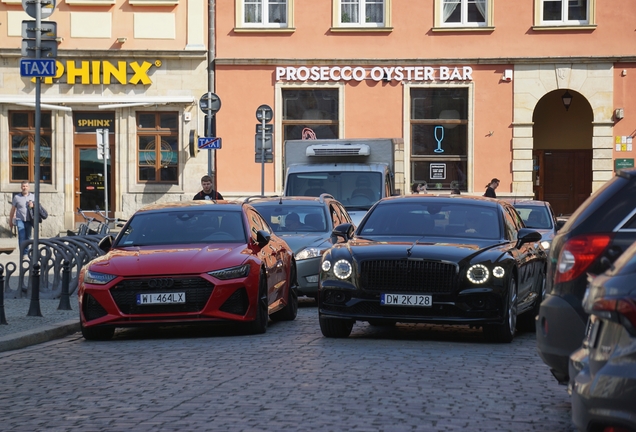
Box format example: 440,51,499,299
193,175,224,201
483,178,500,198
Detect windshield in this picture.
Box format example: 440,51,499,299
358,202,501,240
514,205,553,229
116,209,246,246
286,171,382,209
253,204,328,233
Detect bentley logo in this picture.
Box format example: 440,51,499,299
148,278,175,289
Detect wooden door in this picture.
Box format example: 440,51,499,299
540,150,592,216
73,133,114,223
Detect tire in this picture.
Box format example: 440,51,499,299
319,315,354,338
81,323,115,341
271,263,299,322
246,270,269,334
517,268,545,332
484,277,517,343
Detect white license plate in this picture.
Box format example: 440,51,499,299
381,294,432,307
136,292,186,305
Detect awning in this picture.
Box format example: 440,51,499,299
0,95,196,111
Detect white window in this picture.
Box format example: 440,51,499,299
539,0,589,25
339,0,385,27
242,0,288,27
440,0,488,27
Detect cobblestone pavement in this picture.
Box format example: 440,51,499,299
0,301,575,432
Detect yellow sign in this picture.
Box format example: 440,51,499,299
33,59,161,85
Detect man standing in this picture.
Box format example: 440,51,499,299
193,175,224,201
9,181,35,257
483,178,500,198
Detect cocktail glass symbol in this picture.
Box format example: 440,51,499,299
434,126,445,153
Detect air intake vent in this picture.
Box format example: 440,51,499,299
306,144,371,157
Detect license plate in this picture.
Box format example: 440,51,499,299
381,294,432,307
136,292,186,305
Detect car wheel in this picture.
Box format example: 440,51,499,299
517,268,545,332
319,314,354,338
81,322,115,341
271,263,299,322
246,269,269,334
484,277,517,343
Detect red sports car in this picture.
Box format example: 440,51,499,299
78,201,298,340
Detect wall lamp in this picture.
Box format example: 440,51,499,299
116,37,127,43
562,90,573,111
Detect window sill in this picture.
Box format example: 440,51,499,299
532,25,596,31
432,26,494,32
129,0,179,5
233,27,296,33
329,27,393,33
65,0,116,4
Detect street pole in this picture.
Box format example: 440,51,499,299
103,129,109,217
260,111,266,196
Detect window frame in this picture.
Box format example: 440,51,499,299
281,88,341,142
332,0,392,30
236,0,294,30
434,0,493,30
136,112,180,184
9,111,53,184
534,0,596,27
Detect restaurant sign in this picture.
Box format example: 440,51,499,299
33,59,161,85
276,65,473,82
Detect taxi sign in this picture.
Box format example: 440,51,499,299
20,58,56,77
198,137,222,150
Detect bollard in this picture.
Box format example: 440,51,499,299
0,264,7,325
27,263,42,317
58,260,72,310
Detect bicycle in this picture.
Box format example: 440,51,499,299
66,208,101,236
94,207,127,235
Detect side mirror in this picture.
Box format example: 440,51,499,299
98,235,114,254
516,228,542,247
331,223,354,242
256,230,271,247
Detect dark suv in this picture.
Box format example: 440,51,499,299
536,167,636,384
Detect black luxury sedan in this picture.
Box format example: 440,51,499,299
318,195,547,342
537,167,636,385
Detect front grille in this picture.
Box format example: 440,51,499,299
360,260,458,294
83,293,108,321
111,277,214,315
219,287,249,315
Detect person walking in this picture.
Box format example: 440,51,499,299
9,181,35,257
193,175,224,201
483,178,500,198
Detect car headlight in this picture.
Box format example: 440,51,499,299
467,264,489,284
208,264,250,280
333,259,352,280
84,270,117,285
492,266,505,278
540,240,551,250
295,247,323,261
321,260,332,272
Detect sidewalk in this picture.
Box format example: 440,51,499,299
0,236,80,353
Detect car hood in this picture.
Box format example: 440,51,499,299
277,233,331,253
87,244,249,276
345,237,505,263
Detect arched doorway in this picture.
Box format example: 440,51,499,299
532,89,593,216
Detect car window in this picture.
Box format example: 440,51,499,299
514,205,553,229
252,203,329,233
502,208,519,241
116,209,246,246
247,208,271,241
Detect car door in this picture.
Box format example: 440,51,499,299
503,206,537,304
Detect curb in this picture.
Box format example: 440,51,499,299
0,319,80,353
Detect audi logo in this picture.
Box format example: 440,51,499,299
147,278,175,289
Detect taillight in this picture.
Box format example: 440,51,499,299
554,234,611,284
592,297,636,334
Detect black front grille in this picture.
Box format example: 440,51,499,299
360,260,458,294
83,293,108,321
219,287,249,316
111,277,214,315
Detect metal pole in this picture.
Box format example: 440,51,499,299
208,0,216,187
103,129,109,216
0,265,7,325
260,111,266,196
28,0,43,317
206,108,212,177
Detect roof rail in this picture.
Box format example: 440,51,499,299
318,193,335,203
243,195,279,203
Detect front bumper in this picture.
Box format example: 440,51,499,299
295,257,320,297
536,294,587,384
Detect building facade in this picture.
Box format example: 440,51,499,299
215,0,636,217
0,0,211,236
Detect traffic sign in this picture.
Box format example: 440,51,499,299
255,150,273,163
256,123,273,134
256,104,273,123
20,58,56,77
22,0,56,19
21,20,56,39
21,39,57,58
198,137,222,150
199,92,221,113
255,133,273,151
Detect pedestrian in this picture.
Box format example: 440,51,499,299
9,181,35,258
411,183,420,194
483,178,500,198
193,175,224,201
418,182,427,193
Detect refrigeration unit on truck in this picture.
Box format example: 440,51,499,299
282,138,404,225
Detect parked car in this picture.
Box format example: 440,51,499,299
510,199,564,252
537,167,636,384
248,194,353,300
568,241,636,432
318,195,546,341
78,201,298,340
